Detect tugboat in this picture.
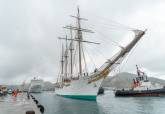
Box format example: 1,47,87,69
97,87,104,95
115,65,165,97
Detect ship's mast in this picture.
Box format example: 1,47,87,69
58,44,64,83
77,7,83,76
59,7,99,78
69,28,74,78
61,44,64,75
136,64,140,76
64,35,68,79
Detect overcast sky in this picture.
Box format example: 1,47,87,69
0,0,165,84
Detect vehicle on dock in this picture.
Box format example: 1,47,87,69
0,85,7,96
115,65,165,97
8,89,13,94
0,90,3,96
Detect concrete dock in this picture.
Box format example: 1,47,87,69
0,93,41,114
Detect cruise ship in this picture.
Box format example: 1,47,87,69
29,77,43,93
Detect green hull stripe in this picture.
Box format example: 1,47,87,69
57,94,96,101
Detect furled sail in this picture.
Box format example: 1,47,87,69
88,30,146,83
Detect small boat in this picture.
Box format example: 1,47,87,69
115,65,165,97
97,87,104,95
8,89,13,94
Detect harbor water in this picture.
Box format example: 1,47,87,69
31,90,165,114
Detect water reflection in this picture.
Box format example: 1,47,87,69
33,92,103,114
56,96,101,114
33,91,165,114
132,97,154,114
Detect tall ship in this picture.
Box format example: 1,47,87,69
29,77,43,93
115,65,165,97
55,8,146,100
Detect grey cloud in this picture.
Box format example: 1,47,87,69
0,0,165,84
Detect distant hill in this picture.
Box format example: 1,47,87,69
102,72,165,89
6,72,165,90
7,81,55,91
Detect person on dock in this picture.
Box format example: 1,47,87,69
12,89,18,97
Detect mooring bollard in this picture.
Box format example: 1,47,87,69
27,92,30,99
26,110,35,114
37,105,45,114
30,95,45,113
32,97,35,100
34,99,39,104
30,95,33,98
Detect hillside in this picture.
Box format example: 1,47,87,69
7,81,55,91
102,72,165,89
6,72,165,90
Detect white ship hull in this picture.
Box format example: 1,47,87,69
55,77,103,100
29,85,43,93
29,79,43,93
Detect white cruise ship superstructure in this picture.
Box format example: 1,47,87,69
29,77,43,93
